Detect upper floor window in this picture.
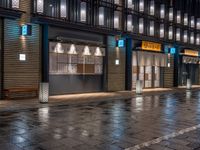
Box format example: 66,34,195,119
35,0,44,13
80,2,87,22
139,18,144,34
196,34,200,45
149,21,154,36
114,11,120,29
176,10,181,24
190,16,195,28
160,24,164,38
139,0,144,12
60,0,67,18
0,0,20,9
176,28,181,41
126,0,134,9
12,0,20,8
149,0,155,16
168,26,173,40
169,8,173,21
98,7,104,26
127,14,133,32
184,13,188,26
160,4,165,19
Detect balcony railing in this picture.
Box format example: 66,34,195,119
0,0,20,9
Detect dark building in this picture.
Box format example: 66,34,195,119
0,0,200,99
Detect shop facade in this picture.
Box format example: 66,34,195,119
178,49,200,86
131,41,168,89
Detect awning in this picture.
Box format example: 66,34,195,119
133,51,168,67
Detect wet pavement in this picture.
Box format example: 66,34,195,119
1,90,200,150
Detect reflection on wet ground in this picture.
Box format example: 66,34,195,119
1,91,200,149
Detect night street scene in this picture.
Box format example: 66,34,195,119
1,0,200,150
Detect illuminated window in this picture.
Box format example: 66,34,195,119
184,13,188,26
114,11,120,29
99,7,104,26
183,30,188,43
36,0,44,13
169,8,173,21
149,21,154,36
176,11,181,23
127,15,133,32
126,0,134,9
80,2,87,22
176,28,181,41
190,16,195,28
197,18,200,30
139,18,144,34
160,4,165,19
12,0,19,8
60,0,67,18
139,0,144,12
149,0,155,15
196,34,200,45
190,32,194,44
168,26,173,40
160,24,164,38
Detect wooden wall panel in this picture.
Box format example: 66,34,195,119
4,0,40,89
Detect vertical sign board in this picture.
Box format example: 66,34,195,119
21,25,32,36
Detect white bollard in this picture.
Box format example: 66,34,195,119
136,80,143,94
186,79,192,90
39,83,49,103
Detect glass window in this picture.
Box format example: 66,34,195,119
176,28,181,41
149,0,155,16
36,0,44,13
160,4,165,19
190,16,195,28
190,32,194,44
126,0,134,9
176,10,181,24
80,2,87,22
127,14,133,32
139,0,144,12
44,0,59,17
99,7,104,26
169,8,173,21
114,11,120,29
160,24,164,38
184,13,188,26
149,21,154,36
168,26,173,40
139,18,144,34
197,18,200,30
196,34,200,45
183,30,188,43
60,0,67,18
12,0,20,8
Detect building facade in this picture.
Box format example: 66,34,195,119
1,0,200,98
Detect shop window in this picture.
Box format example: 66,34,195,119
139,0,144,12
160,24,164,38
197,18,200,30
139,18,144,34
190,16,195,28
36,0,44,13
149,21,154,36
80,2,87,22
127,14,133,32
160,4,165,19
49,42,105,75
168,26,173,40
126,0,134,9
183,30,188,43
196,34,200,45
184,13,188,26
149,0,155,16
12,0,19,9
169,8,173,21
176,10,181,24
176,28,181,41
190,32,194,44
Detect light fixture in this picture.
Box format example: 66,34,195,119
95,47,103,56
83,46,91,56
19,54,26,61
68,44,77,55
54,43,64,53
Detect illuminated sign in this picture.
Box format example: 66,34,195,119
170,48,176,54
117,39,125,48
141,41,161,52
184,49,199,57
19,54,26,61
21,24,32,36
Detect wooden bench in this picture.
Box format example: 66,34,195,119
4,87,38,99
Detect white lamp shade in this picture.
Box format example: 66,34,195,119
83,46,91,56
68,44,77,55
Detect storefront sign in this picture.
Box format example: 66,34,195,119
141,41,161,52
170,48,176,54
184,49,199,57
21,24,32,36
117,39,125,48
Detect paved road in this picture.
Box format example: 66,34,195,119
0,90,200,150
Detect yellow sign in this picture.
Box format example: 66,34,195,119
184,49,199,57
141,41,161,52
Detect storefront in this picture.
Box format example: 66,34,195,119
48,27,106,95
132,41,168,89
178,49,200,86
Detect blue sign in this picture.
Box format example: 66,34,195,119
21,24,32,36
170,47,176,54
117,39,125,48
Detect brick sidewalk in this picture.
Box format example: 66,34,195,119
0,87,199,112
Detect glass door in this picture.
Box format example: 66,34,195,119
154,66,160,88
145,66,152,88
